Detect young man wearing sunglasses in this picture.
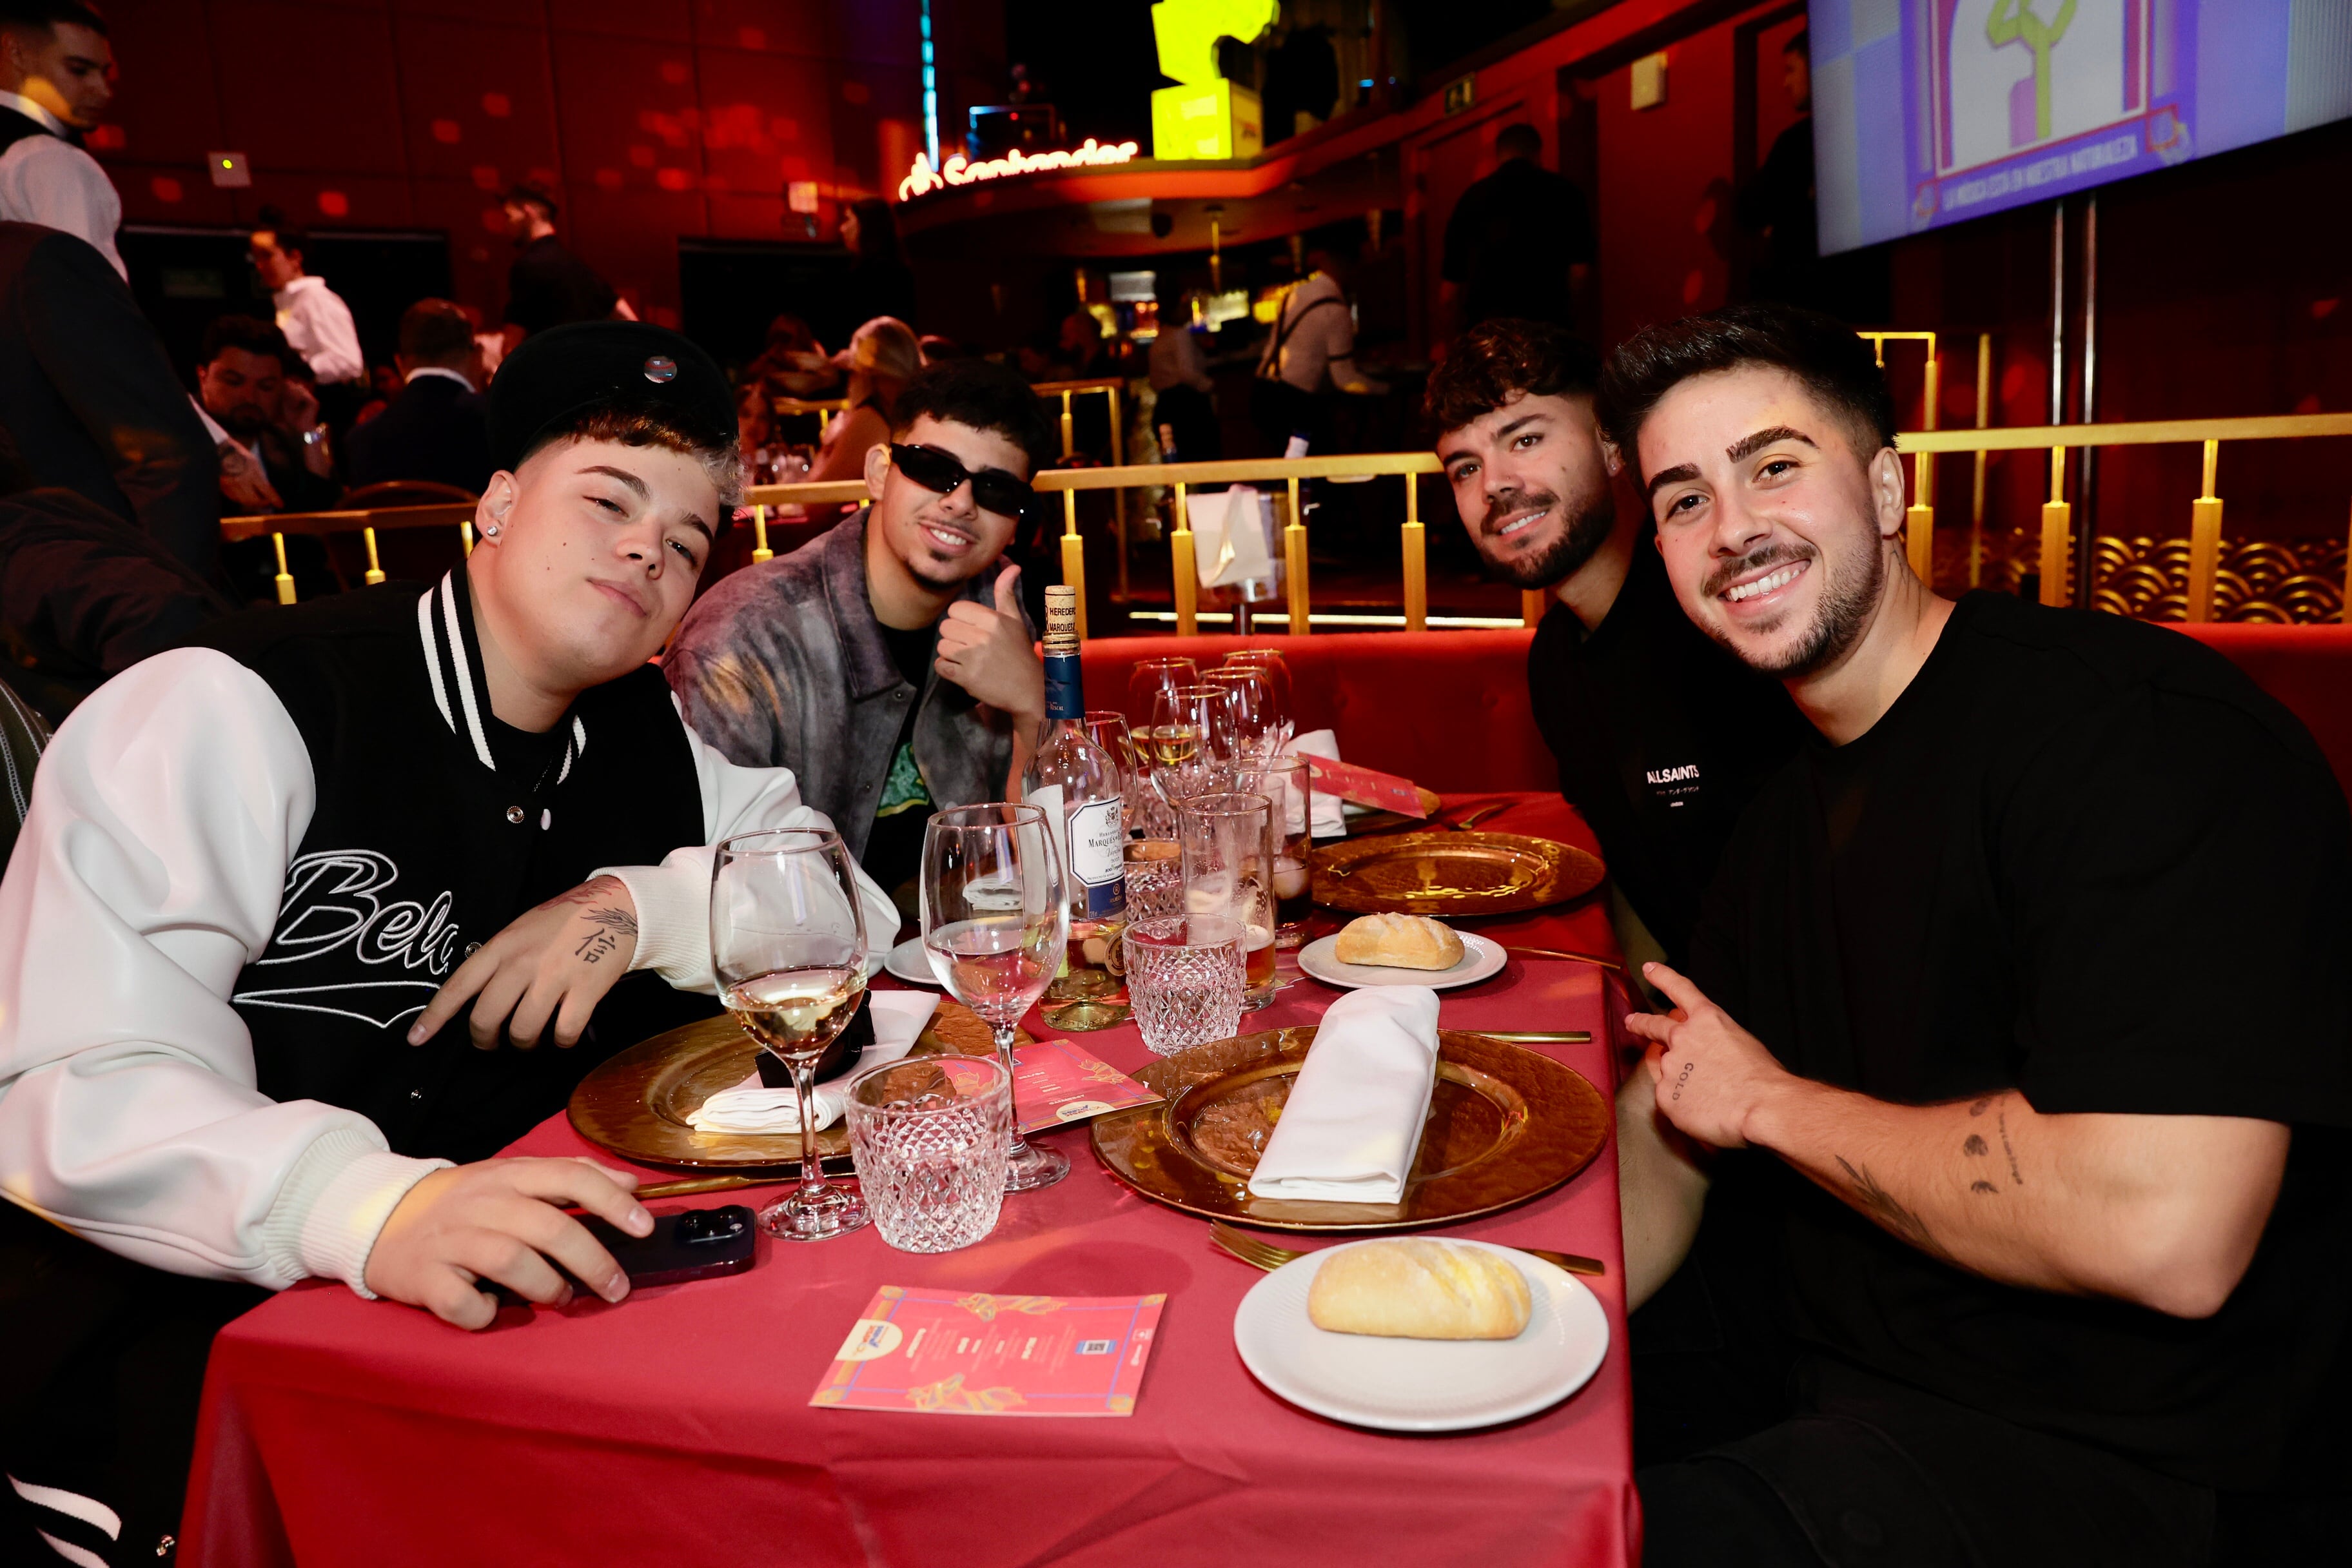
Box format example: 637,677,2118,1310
667,356,1058,925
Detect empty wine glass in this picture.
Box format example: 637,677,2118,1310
1222,649,1295,750
1126,657,1200,731
919,804,1070,1192
1202,666,1279,771
711,828,871,1241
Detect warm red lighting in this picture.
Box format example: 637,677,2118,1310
88,122,122,150
656,167,692,191
471,164,500,190
431,119,461,144
896,138,1141,202
317,190,350,217
150,175,181,202
480,92,511,118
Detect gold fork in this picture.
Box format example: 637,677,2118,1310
1446,801,1513,832
1210,1219,1605,1278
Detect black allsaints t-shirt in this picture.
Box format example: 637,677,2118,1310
1692,591,2352,1490
1528,540,1808,962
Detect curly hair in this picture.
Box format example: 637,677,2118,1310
1422,318,1602,438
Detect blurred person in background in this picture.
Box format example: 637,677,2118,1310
0,220,219,582
0,0,119,278
343,297,491,495
499,180,632,350
742,312,836,400
1737,30,1819,308
806,315,920,487
1440,122,1595,336
837,196,915,337
1251,242,1382,456
1149,282,1219,463
249,209,364,388
193,314,339,600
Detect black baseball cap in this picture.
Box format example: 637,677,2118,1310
488,320,736,474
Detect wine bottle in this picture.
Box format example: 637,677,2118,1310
1022,587,1126,985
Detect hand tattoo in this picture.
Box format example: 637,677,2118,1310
1970,1181,1999,1194
1962,1133,1988,1156
1996,1103,2024,1186
1671,1060,1696,1102
540,878,620,911
571,906,638,965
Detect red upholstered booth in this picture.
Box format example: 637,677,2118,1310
1083,623,2352,800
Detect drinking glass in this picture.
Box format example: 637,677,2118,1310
1253,753,1315,946
1123,836,1185,920
1124,914,1247,1056
920,803,1070,1192
1201,667,1279,770
1177,791,1280,1010
845,1054,1012,1251
1083,709,1155,837
1221,649,1295,749
711,828,871,1241
1148,685,1237,814
1126,657,1200,730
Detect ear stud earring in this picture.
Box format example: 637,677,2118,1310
482,524,501,538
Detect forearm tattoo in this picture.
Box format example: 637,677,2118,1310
1961,1094,2024,1191
1834,1155,1954,1263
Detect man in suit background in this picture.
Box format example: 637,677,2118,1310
345,297,491,495
0,220,219,580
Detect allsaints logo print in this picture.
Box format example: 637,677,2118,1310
231,850,464,1029
1645,764,1701,785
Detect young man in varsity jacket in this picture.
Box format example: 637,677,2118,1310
0,321,896,1565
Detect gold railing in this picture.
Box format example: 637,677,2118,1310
251,412,2352,627
1897,412,2352,620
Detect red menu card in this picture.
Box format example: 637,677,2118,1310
1301,755,1426,817
810,1288,1166,1416
1011,1037,1160,1135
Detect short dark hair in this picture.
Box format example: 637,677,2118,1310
891,357,1057,475
524,405,742,511
197,314,297,375
504,181,557,217
398,298,475,366
1785,28,1808,59
0,3,109,36
1494,122,1542,162
251,205,309,260
1422,318,1602,438
1596,303,1897,474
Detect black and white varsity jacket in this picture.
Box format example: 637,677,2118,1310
0,568,892,1295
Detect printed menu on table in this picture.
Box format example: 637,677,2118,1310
1011,1037,1160,1135
811,1288,1166,1416
1301,756,1426,817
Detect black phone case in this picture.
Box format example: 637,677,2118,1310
577,1204,757,1288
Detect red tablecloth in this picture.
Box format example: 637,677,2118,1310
181,794,1640,1568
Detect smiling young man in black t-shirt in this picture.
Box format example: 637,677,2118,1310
1601,304,2352,1565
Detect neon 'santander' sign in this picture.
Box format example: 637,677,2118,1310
896,138,1141,201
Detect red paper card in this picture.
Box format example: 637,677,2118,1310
1011,1037,1160,1135
1302,755,1426,816
810,1288,1166,1416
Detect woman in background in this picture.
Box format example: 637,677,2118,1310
806,315,921,485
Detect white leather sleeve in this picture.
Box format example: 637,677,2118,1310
0,650,446,1292
595,698,899,991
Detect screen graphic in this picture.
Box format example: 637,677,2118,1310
1811,1,2352,253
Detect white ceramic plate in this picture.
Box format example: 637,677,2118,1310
884,935,937,986
1297,931,1507,991
1233,1239,1609,1431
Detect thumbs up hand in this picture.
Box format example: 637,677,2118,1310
935,563,1044,726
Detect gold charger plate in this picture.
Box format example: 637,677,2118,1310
1341,784,1446,836
567,999,1017,1172
1311,830,1604,917
1089,1025,1609,1231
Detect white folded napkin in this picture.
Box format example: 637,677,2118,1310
1282,730,1349,839
1246,986,1440,1205
686,990,940,1135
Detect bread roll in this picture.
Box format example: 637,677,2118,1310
1333,912,1465,970
1306,1239,1532,1340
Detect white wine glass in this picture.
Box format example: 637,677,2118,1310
920,804,1070,1192
1202,666,1279,772
1148,684,1237,815
711,828,871,1241
1222,649,1295,750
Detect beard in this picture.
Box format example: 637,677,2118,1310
1478,484,1616,589
1700,536,1885,680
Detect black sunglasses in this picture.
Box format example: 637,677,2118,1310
889,443,1034,517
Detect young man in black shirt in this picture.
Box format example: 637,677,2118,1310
1603,303,2352,1565
1427,318,1806,970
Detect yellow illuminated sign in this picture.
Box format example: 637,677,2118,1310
1151,0,1277,84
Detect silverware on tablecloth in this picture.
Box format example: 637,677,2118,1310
1467,1029,1592,1044
1209,1219,1605,1279
1446,802,1513,832
1504,945,1625,973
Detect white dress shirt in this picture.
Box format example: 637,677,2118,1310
273,273,366,384
0,89,122,279
1264,271,1361,394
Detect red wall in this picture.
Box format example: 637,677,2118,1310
91,0,1001,328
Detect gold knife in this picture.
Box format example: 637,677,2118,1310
1504,945,1626,973
1469,1030,1593,1044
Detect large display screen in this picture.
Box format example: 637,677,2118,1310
1810,1,2352,255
